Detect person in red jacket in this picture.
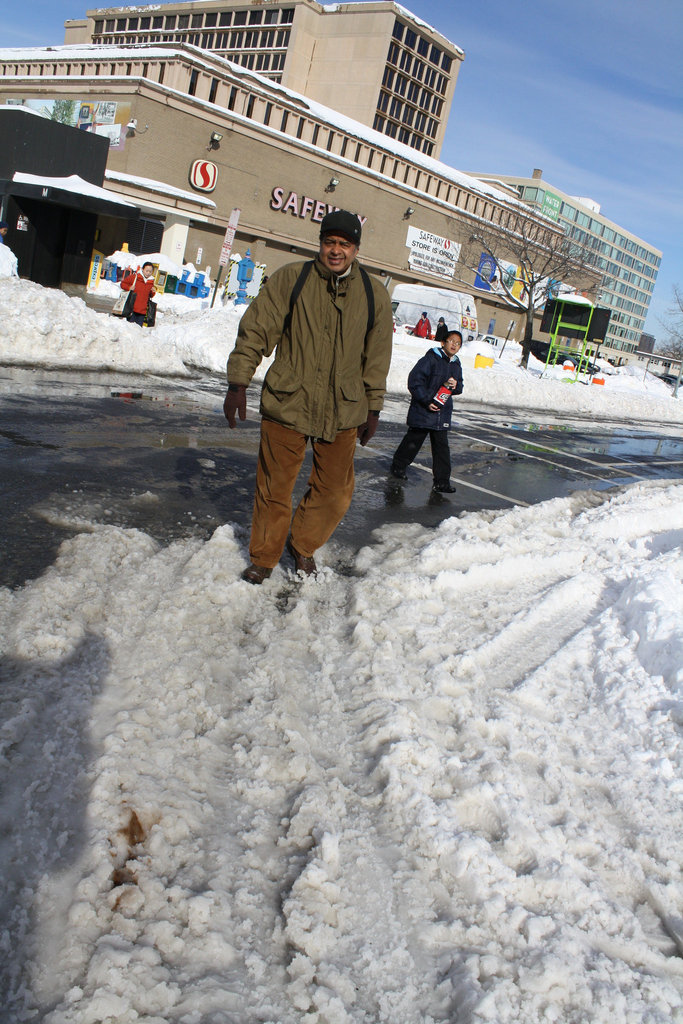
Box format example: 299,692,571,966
413,311,432,338
120,262,157,326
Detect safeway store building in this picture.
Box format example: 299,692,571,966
0,40,600,339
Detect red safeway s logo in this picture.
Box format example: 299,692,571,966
190,160,218,192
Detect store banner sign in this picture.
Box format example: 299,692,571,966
405,226,460,280
474,252,524,298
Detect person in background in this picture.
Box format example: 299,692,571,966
390,330,464,493
413,311,432,338
224,209,393,584
0,221,9,244
434,316,449,342
120,261,157,326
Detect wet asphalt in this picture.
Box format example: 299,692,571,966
1,366,682,589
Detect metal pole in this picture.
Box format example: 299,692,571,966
210,267,223,309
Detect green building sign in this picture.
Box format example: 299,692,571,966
541,191,561,220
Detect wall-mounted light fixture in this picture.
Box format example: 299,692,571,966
403,206,415,219
325,177,340,193
207,130,223,151
126,118,149,137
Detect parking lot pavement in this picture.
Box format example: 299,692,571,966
1,371,681,589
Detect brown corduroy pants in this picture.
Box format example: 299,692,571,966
249,419,357,568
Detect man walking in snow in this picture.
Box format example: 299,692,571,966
224,210,393,584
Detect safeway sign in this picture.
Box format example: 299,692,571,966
406,225,461,280
189,159,218,192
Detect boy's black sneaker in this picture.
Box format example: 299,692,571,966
432,482,456,493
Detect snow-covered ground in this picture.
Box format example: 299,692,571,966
1,267,682,1023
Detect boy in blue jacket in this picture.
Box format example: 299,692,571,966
391,330,464,492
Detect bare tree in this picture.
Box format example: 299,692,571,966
658,284,683,360
463,207,602,368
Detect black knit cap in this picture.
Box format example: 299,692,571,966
320,210,362,246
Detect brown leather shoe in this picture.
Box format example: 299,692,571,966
241,563,273,585
286,538,317,576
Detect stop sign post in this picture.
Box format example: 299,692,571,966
211,208,241,308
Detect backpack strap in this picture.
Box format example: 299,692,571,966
359,265,375,338
282,260,313,336
283,260,376,338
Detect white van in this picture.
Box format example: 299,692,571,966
391,283,478,341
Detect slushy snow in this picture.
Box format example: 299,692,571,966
1,267,682,1023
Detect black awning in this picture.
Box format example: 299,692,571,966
0,177,140,220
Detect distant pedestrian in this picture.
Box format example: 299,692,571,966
413,311,432,338
434,317,448,342
0,221,8,244
390,330,464,493
120,261,157,326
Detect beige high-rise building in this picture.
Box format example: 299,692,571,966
64,0,463,159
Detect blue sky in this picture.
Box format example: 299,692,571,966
2,0,681,340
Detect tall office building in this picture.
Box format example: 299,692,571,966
64,0,463,158
475,170,662,360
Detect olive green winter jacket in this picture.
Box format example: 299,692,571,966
227,257,393,442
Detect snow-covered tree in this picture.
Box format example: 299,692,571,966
658,284,683,360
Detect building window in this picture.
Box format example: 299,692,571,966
387,42,399,65
228,86,237,110
417,37,429,57
191,14,202,28
188,69,198,95
234,11,247,25
127,216,164,256
392,21,404,41
281,8,294,23
399,50,412,72
404,28,416,48
178,15,189,29
209,77,218,103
